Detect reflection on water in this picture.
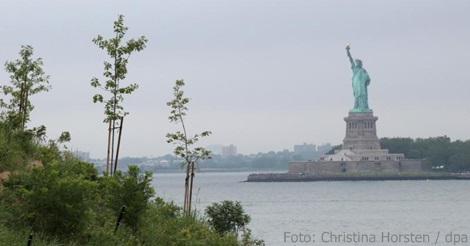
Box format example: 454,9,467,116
153,171,470,246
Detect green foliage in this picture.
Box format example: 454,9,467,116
0,120,47,170
447,140,470,172
1,158,155,243
323,137,470,172
102,165,155,233
32,131,73,166
240,228,266,246
57,131,71,144
0,221,62,246
90,14,147,175
1,45,51,130
1,159,99,239
0,114,263,245
137,199,239,246
381,136,470,171
90,14,147,123
166,79,212,165
205,200,251,235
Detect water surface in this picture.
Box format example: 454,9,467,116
153,171,470,245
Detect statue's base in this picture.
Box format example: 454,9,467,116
343,111,380,151
286,107,425,175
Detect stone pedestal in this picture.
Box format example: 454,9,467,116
342,112,380,151
288,108,423,174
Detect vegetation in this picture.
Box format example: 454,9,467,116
206,200,251,235
0,120,261,245
1,45,50,130
206,201,264,246
97,149,328,172
166,79,212,166
381,136,470,172
166,79,212,214
91,14,147,175
201,150,302,170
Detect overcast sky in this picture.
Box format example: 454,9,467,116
1,0,469,158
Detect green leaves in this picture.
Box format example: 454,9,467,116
205,200,264,246
166,79,212,165
92,94,104,103
1,160,99,239
90,15,147,123
57,131,71,143
103,165,155,233
205,200,251,235
166,80,190,123
2,45,51,130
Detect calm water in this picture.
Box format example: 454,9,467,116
152,171,470,246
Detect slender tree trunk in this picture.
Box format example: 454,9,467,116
188,161,195,215
183,163,190,214
114,117,124,174
110,118,116,176
22,90,29,130
18,82,25,130
106,121,112,174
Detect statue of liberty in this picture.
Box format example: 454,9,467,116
346,45,372,112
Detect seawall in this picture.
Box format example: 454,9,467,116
246,172,470,182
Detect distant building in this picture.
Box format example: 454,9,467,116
317,143,333,154
222,144,237,157
294,143,317,160
294,143,316,154
73,150,90,161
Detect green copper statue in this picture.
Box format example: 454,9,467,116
346,45,372,112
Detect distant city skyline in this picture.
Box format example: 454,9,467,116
1,1,469,159
76,142,333,159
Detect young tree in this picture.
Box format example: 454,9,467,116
166,79,211,214
91,15,147,175
1,45,51,130
205,200,251,235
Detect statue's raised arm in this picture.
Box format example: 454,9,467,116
345,44,372,113
346,44,354,67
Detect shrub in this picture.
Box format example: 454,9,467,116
205,200,251,235
137,199,238,246
1,160,98,240
102,165,155,233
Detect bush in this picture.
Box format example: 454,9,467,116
1,160,99,240
137,199,238,246
205,200,251,235
102,165,155,233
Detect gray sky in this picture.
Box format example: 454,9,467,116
1,0,469,158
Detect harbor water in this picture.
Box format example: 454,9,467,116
153,171,470,246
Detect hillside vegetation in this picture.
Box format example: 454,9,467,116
0,120,262,245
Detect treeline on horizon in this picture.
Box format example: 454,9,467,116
113,136,470,173
327,136,470,172
108,149,326,172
